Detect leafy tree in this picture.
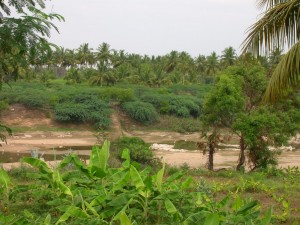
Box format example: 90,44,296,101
233,106,300,170
0,0,63,85
242,0,300,101
222,64,267,170
201,75,244,170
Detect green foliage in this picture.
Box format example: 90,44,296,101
54,94,111,129
202,74,244,128
0,100,8,111
174,140,198,150
122,101,159,124
0,82,51,108
99,87,136,103
64,67,82,84
0,0,64,86
112,136,153,164
0,141,272,224
140,92,202,118
233,106,296,169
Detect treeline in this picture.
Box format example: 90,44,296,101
22,43,283,86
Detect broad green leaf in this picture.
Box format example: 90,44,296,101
112,170,131,192
164,198,177,214
21,157,53,175
55,206,89,224
23,210,34,219
204,213,220,225
181,176,193,189
236,201,258,215
53,169,73,197
0,169,10,191
113,198,133,221
60,154,91,178
120,211,132,225
183,212,210,225
89,141,110,178
261,207,272,225
217,195,230,208
130,165,145,190
44,214,51,225
291,221,299,225
84,201,99,217
156,162,165,192
121,148,131,168
90,192,108,207
165,171,184,183
232,196,243,212
108,193,133,207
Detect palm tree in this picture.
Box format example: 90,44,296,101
242,0,300,102
205,52,219,83
221,47,236,69
77,43,94,68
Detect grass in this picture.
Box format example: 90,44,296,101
174,140,198,150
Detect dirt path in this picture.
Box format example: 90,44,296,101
110,111,124,140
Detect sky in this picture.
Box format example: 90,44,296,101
46,0,262,57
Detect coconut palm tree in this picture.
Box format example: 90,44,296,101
242,0,300,102
221,47,237,69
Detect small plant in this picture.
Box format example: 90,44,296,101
112,136,153,164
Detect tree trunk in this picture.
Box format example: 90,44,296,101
208,142,214,171
237,135,246,171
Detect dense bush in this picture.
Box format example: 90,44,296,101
122,101,158,124
112,136,153,163
54,94,111,129
99,87,135,103
0,84,51,108
140,93,203,118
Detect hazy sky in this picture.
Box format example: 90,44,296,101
46,0,261,56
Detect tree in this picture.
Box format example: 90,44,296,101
233,106,300,170
0,0,63,140
205,52,219,83
242,0,300,102
222,64,267,170
0,0,63,85
221,47,236,69
201,75,244,170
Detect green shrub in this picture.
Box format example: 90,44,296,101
54,94,111,129
174,140,198,150
99,87,135,103
122,101,158,124
0,100,9,111
112,136,153,164
140,93,203,118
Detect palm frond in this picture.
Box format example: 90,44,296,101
242,0,300,55
263,41,300,102
257,0,289,9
